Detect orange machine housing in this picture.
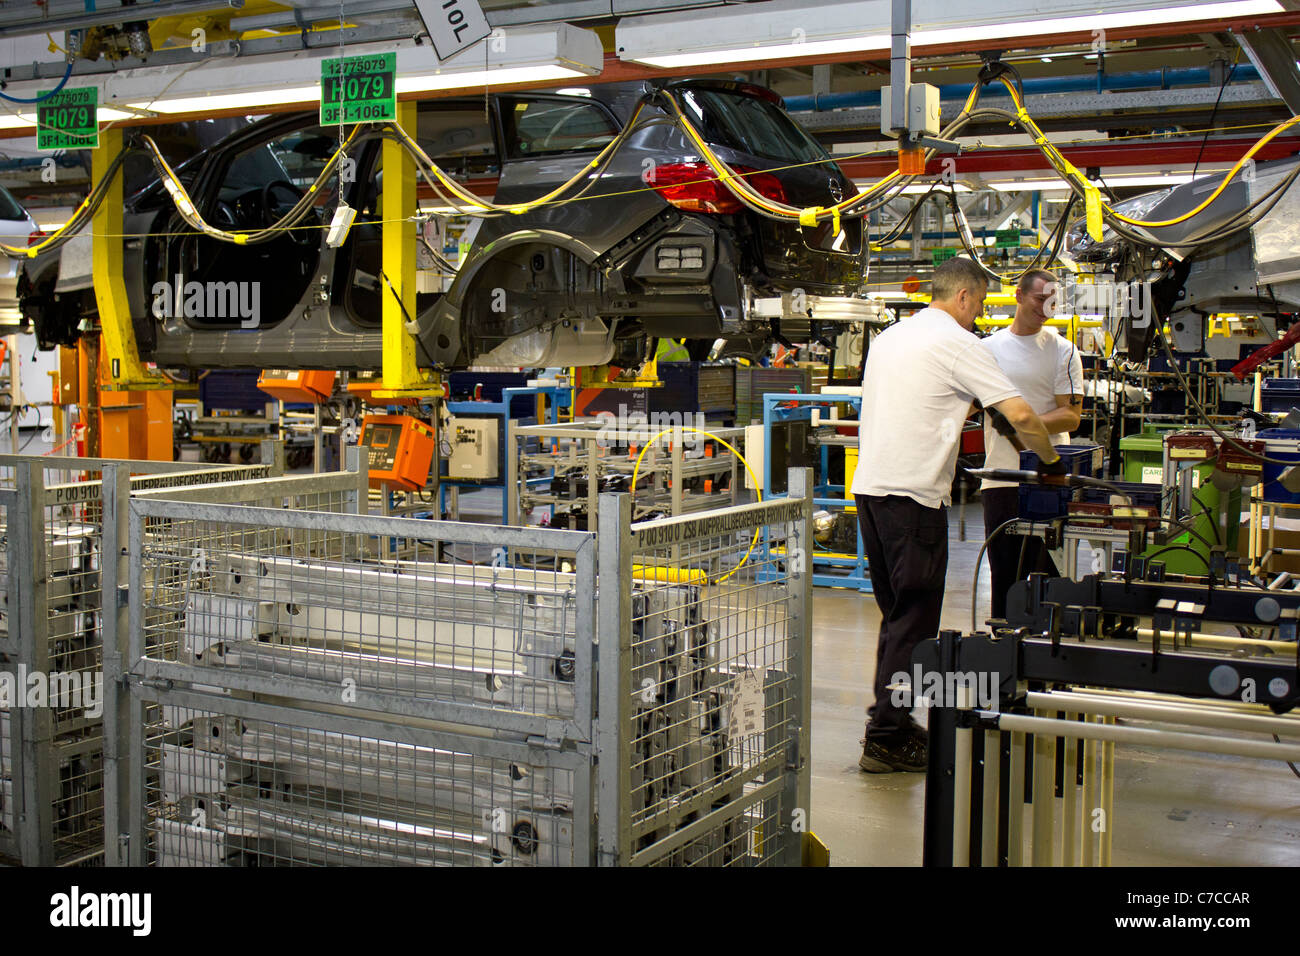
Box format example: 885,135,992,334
257,369,336,404
360,414,436,490
89,345,172,460
347,371,420,406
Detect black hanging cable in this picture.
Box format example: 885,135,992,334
1193,50,1241,179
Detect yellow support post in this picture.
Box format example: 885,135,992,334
92,126,165,389
377,101,439,399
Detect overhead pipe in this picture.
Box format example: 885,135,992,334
785,64,1263,112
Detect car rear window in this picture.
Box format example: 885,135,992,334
417,105,500,176
0,184,26,222
676,86,828,165
500,96,618,159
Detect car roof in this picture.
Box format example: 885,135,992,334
123,77,785,203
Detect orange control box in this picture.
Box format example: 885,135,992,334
257,369,336,404
360,414,436,490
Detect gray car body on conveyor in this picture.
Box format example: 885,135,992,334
19,80,864,371
1067,155,1300,352
0,184,38,329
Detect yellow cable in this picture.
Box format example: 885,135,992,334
628,426,763,585
0,81,973,256
657,81,982,223
10,75,1296,259
998,76,1300,230
386,101,650,216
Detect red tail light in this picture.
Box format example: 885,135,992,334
27,229,46,246
650,162,786,214
736,166,787,205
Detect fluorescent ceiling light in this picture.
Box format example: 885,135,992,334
913,2,1281,47
397,64,591,94
854,181,971,194
115,24,601,114
397,25,602,92
617,0,1281,69
629,35,889,69
899,183,971,193
989,181,1073,192
1099,174,1198,187
0,104,134,126
954,173,1207,192
133,86,320,114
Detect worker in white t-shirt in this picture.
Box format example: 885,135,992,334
981,269,1084,621
852,256,1063,774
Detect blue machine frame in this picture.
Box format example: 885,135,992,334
438,386,570,524
759,392,871,591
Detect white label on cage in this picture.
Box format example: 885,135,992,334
726,670,764,742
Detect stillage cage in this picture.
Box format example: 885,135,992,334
116,468,812,866
0,452,286,866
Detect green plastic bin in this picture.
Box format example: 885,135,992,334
1120,427,1240,575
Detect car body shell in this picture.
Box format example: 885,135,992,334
20,80,864,370
0,184,39,329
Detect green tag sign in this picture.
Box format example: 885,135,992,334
320,53,396,125
931,246,957,266
37,86,99,150
995,228,1021,249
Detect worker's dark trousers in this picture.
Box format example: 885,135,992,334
854,494,948,742
982,486,1058,621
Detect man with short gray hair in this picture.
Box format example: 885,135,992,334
852,256,1063,772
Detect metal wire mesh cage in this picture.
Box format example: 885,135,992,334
116,465,812,867
132,505,594,726
153,714,579,866
598,479,812,867
0,453,351,866
127,501,598,866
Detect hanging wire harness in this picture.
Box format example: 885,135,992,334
4,69,1298,264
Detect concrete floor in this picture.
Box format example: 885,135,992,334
811,505,1300,867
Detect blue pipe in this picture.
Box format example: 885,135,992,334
785,64,1261,112
0,59,74,104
